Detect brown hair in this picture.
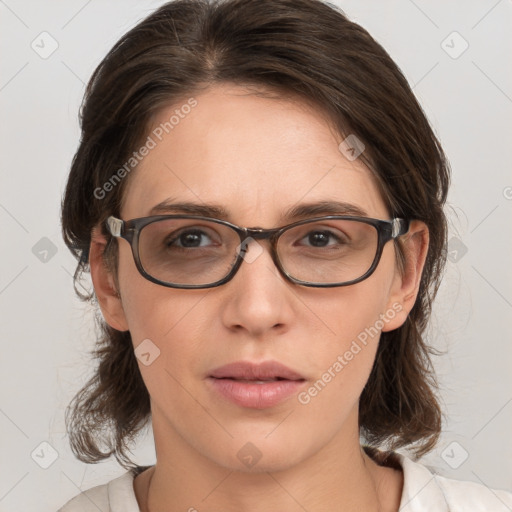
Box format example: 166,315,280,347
61,0,450,469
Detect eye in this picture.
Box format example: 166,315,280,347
167,228,216,248
298,229,347,248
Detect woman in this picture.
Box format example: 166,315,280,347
58,0,512,510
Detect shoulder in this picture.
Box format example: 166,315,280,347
397,452,512,512
434,472,512,511
57,470,140,512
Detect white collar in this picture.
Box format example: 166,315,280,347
100,453,511,512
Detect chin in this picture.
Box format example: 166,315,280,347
201,433,316,474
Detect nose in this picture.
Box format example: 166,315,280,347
220,237,294,337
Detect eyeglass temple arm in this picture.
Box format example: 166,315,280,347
391,218,410,238
106,216,124,237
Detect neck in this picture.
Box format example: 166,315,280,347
139,406,400,512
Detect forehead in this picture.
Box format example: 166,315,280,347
121,83,388,225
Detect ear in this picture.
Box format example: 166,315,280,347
89,226,129,332
381,220,429,332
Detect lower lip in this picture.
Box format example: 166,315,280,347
208,378,305,409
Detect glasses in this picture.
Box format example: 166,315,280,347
105,214,410,289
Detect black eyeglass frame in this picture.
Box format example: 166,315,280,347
105,214,410,289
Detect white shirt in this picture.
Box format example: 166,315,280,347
58,453,512,511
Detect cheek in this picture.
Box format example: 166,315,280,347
115,245,192,333
286,304,387,453
306,263,395,358
119,285,212,422
297,252,398,407
303,288,385,394
115,247,208,374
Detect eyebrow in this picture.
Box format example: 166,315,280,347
149,199,369,223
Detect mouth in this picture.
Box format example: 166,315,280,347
211,377,305,384
208,360,306,381
207,361,306,408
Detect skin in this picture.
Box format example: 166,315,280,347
90,83,428,512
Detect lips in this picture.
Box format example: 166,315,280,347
207,361,306,409
209,360,305,382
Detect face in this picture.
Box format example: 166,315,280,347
92,83,425,473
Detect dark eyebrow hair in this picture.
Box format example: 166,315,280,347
149,199,229,218
284,201,369,220
148,199,369,222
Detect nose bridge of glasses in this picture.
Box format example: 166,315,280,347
239,227,280,251
243,226,279,240
236,227,281,266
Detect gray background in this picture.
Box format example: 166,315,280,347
0,0,511,510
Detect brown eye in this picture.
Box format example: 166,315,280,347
300,230,345,248
167,229,214,248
